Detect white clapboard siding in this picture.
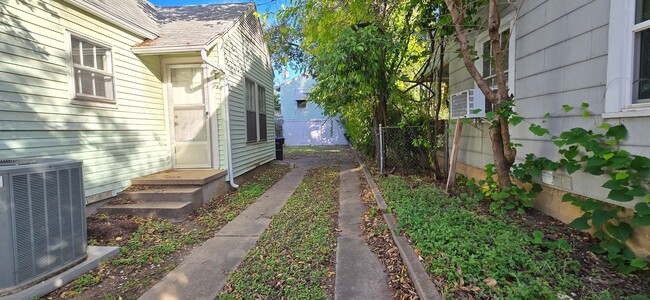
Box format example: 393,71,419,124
219,10,275,178
1,0,169,202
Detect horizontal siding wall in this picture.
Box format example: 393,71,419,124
449,0,650,207
222,13,275,178
207,47,228,171
0,0,168,201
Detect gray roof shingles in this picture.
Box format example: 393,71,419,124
152,3,253,48
76,0,254,49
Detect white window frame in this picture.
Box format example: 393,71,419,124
474,12,516,96
245,78,268,143
65,30,117,108
604,0,650,118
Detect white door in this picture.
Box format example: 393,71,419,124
169,66,211,168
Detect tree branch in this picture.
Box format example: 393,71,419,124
443,0,496,103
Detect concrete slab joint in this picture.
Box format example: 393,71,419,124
351,150,444,300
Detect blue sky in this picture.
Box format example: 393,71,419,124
149,0,287,15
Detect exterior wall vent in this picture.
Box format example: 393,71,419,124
0,159,86,295
449,88,488,119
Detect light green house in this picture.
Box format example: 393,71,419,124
1,0,275,204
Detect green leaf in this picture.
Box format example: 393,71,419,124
562,105,574,112
543,112,552,119
602,153,615,160
485,111,497,120
646,194,650,203
605,139,618,146
635,203,650,216
562,193,578,203
602,179,624,190
569,216,591,230
584,166,606,175
581,102,590,108
553,140,566,147
529,124,550,136
582,110,590,118
531,230,544,244
576,199,605,211
471,108,482,114
565,162,581,174
615,172,630,180
606,124,628,141
630,156,650,171
586,157,607,168
592,209,616,227
630,258,648,269
509,115,524,126
608,189,635,202
605,222,633,241
631,215,650,227
597,122,611,129
626,186,646,197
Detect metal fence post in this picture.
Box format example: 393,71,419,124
379,124,384,174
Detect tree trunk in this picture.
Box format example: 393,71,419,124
443,0,521,189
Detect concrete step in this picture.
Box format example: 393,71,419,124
97,201,194,223
131,169,227,186
119,187,202,208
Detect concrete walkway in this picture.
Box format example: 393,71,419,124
139,165,307,300
139,153,394,299
334,159,392,300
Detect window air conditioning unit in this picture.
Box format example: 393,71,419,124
0,159,86,295
449,88,487,119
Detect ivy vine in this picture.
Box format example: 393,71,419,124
459,102,650,273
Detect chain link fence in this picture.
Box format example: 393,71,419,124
379,124,447,175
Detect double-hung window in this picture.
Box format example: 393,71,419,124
475,13,516,94
635,0,650,103
258,85,268,141
68,33,115,104
605,0,650,117
245,79,268,142
481,29,510,88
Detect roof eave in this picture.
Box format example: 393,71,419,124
131,45,207,55
65,0,159,39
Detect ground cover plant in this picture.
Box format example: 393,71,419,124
45,164,291,299
219,166,340,299
376,175,650,299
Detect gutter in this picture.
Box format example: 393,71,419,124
201,48,239,189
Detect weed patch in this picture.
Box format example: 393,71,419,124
377,175,587,299
219,166,340,299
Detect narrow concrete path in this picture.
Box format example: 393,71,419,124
139,165,307,300
334,158,392,300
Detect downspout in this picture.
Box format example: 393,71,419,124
201,48,239,189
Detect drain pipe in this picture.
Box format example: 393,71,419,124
201,48,239,189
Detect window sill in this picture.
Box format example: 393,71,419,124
72,98,117,109
602,104,650,119
246,139,269,145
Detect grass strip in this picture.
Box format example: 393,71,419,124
284,146,346,159
219,166,340,299
193,164,292,234
377,175,583,299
